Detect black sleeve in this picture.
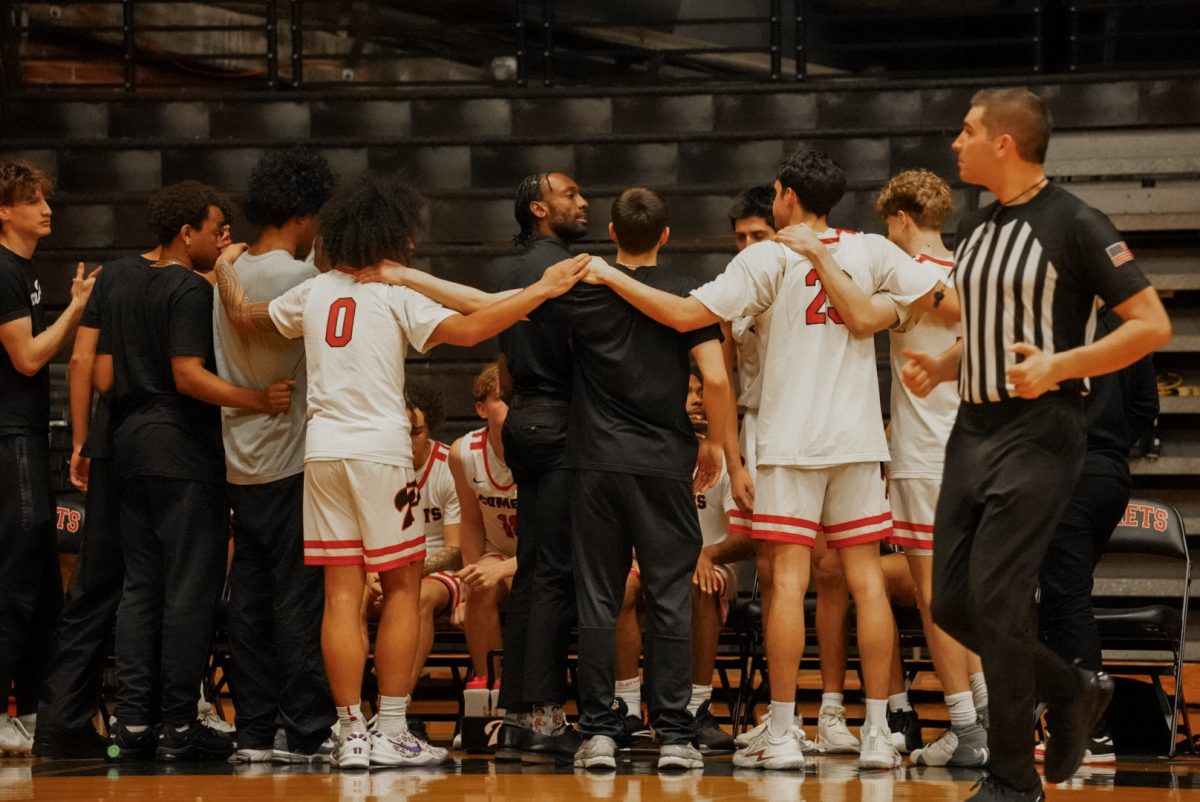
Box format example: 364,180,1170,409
81,269,105,329
1122,351,1159,445
684,322,722,350
96,322,112,355
0,264,31,324
168,279,215,359
1070,206,1151,309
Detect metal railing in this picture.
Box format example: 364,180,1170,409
0,0,1193,94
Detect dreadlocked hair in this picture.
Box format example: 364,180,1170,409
512,172,547,247
318,174,425,270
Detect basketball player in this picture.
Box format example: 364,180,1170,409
0,161,94,756
584,151,952,771
901,88,1169,800
213,174,587,769
448,364,518,688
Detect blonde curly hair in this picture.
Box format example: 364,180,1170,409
874,169,953,230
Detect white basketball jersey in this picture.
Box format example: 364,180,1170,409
695,464,736,548
888,254,960,479
692,232,937,467
459,427,518,558
417,440,461,555
268,269,454,467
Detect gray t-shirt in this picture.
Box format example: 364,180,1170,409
213,249,317,484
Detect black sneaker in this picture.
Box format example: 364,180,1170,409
34,727,110,759
967,775,1045,801
1043,665,1114,783
407,718,430,745
693,700,735,754
1083,729,1116,764
886,708,924,754
613,698,652,751
155,721,236,762
494,721,530,762
523,725,582,764
105,723,158,762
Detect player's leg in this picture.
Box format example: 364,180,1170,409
409,575,454,690
462,554,509,681
811,533,857,754
613,569,646,740
690,563,735,754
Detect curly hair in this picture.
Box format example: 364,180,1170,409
472,362,502,403
728,185,774,228
318,175,424,270
874,169,954,230
0,159,53,207
405,379,446,434
513,172,547,247
244,149,336,228
776,150,846,218
146,180,224,246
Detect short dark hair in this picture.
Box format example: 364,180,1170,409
0,160,53,208
405,380,445,434
244,149,337,228
318,175,425,270
146,180,224,246
610,187,667,255
970,88,1052,164
776,150,846,218
728,185,775,228
513,172,547,247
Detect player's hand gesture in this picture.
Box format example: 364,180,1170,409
70,447,90,493
536,253,591,298
900,349,942,398
69,262,100,308
355,259,408,287
693,550,719,594
1007,343,1062,399
259,378,295,414
729,464,755,512
582,257,620,286
693,438,722,494
774,223,826,260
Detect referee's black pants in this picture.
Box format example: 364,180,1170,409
227,473,335,751
114,476,228,728
932,394,1088,793
572,469,700,745
0,433,62,716
1038,454,1130,673
500,398,575,709
37,457,123,738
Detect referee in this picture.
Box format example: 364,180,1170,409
902,89,1170,801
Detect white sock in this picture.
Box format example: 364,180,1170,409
946,691,977,728
615,677,641,716
338,704,368,737
768,700,795,739
376,695,409,737
969,672,989,711
864,698,888,731
125,724,149,734
887,692,912,713
821,692,844,712
687,684,712,717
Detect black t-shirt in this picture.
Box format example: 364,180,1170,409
1084,308,1159,466
953,182,1152,403
0,245,49,435
80,254,152,460
97,263,224,482
533,265,721,482
497,236,575,399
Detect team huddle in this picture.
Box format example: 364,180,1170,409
0,87,1170,802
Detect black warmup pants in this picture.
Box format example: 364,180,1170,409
573,469,700,745
114,476,228,728
1038,455,1130,673
37,458,123,737
933,394,1088,792
0,433,62,715
499,398,574,709
227,474,335,750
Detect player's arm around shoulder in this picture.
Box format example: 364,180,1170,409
214,244,289,335
585,256,721,332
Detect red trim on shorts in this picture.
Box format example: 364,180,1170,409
889,535,932,548
304,539,363,549
729,523,753,536
369,550,426,573
730,509,751,519
305,555,364,566
893,520,935,533
363,535,425,558
751,512,821,531
826,525,893,549
750,530,816,546
823,511,892,534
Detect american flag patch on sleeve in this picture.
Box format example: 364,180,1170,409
1105,241,1134,267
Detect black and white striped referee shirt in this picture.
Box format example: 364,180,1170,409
953,182,1151,404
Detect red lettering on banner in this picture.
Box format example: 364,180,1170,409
1153,508,1168,532
1120,503,1169,532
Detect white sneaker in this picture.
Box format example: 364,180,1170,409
0,717,34,756
732,724,807,770
369,729,447,767
271,728,336,764
229,746,274,763
197,700,236,734
332,731,371,770
815,705,860,754
657,742,704,770
574,735,618,770
858,725,901,770
911,722,989,767
735,711,814,750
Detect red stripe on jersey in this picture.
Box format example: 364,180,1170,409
750,529,817,545
751,513,821,531
893,520,935,533
916,254,955,267
418,443,447,490
333,267,357,276
823,511,892,535
304,539,363,549
481,426,515,491
826,525,893,549
368,550,425,573
468,443,484,450
304,555,364,566
363,535,426,558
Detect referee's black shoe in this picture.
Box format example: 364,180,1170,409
156,721,236,762
105,723,158,762
694,701,735,754
967,775,1044,801
523,725,582,764
34,727,109,759
1043,664,1115,783
494,721,530,761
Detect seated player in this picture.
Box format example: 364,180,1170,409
448,363,518,688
